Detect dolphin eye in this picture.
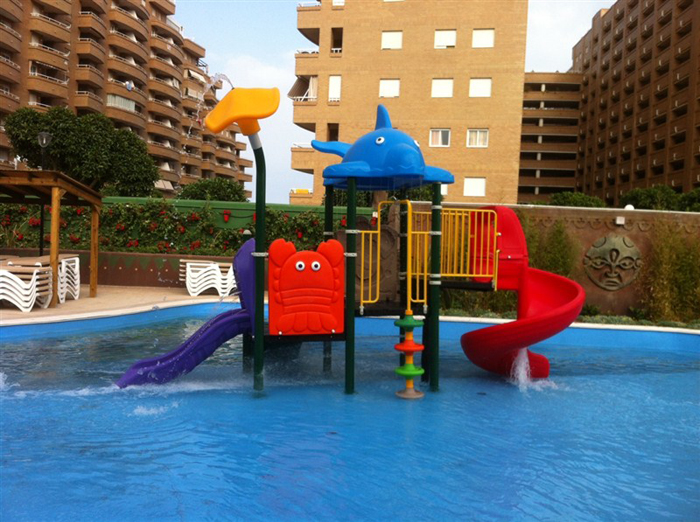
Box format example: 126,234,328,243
414,140,420,148
295,261,305,271
311,261,321,271
375,137,385,145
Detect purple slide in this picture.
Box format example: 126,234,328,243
116,239,257,388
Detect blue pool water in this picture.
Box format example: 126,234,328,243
1,305,699,522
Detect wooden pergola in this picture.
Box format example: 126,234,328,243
0,169,101,307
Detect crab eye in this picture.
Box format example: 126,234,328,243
295,261,305,271
414,140,420,148
311,261,321,271
375,137,385,145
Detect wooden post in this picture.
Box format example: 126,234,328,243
90,204,99,297
49,187,61,307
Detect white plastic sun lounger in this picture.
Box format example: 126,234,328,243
7,255,80,304
179,259,236,297
0,265,53,313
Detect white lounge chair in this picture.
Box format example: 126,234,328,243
179,259,236,297
0,265,53,313
7,255,80,304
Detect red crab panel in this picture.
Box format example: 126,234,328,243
268,239,345,336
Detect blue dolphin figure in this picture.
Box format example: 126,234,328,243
311,105,454,191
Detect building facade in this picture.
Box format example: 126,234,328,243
0,0,250,195
571,0,698,206
289,0,528,205
519,72,583,203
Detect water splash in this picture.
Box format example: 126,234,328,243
132,402,179,417
0,372,19,392
509,348,560,392
184,72,234,140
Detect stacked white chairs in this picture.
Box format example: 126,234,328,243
179,260,237,297
0,264,53,313
7,255,80,304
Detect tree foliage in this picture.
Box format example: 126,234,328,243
326,184,438,207
620,185,679,211
547,191,606,208
176,177,248,202
4,107,158,196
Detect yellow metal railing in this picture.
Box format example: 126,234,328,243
359,204,500,314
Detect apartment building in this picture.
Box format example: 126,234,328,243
572,0,698,206
518,72,582,203
289,0,528,205
0,0,250,195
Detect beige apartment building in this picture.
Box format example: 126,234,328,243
0,0,251,195
571,0,698,206
518,72,583,203
289,0,528,205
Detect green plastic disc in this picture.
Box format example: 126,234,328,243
395,364,425,378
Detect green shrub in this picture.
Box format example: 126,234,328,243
620,186,680,210
520,217,577,277
177,178,248,202
637,223,700,322
548,192,606,208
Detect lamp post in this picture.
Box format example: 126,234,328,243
37,132,52,256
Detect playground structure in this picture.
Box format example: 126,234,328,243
117,88,585,397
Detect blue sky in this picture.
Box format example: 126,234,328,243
175,0,613,203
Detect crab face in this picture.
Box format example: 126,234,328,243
268,239,345,335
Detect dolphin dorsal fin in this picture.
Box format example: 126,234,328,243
311,140,352,158
375,105,392,130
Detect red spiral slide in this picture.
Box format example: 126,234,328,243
461,207,586,379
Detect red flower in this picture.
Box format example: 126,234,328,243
340,216,347,228
15,232,24,241
69,234,81,244
296,230,303,239
208,227,214,235
29,217,41,227
313,220,319,227
187,212,201,222
159,210,167,216
44,234,51,243
1,215,11,227
60,219,67,229
283,213,289,222
238,228,244,234
18,206,28,214
76,207,84,215
189,240,201,250
370,216,378,227
253,212,256,223
178,225,186,234
116,223,126,232
149,222,158,231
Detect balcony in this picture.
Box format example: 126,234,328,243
147,98,180,121
28,43,70,72
215,148,236,162
107,30,149,63
180,153,202,168
150,35,184,63
27,71,69,99
147,120,181,142
110,7,149,41
148,56,183,83
120,0,150,19
75,64,104,87
0,56,21,85
0,0,22,23
76,38,106,64
104,105,146,129
0,22,21,53
0,89,20,112
674,61,691,89
521,124,579,136
656,23,671,49
148,77,180,99
77,11,107,39
150,0,176,15
74,91,104,112
237,157,253,169
676,34,692,63
106,78,147,106
29,13,71,43
107,54,148,84
148,141,181,161
82,0,108,13
181,134,201,150
182,115,201,131
34,0,71,15
519,159,577,170
150,19,184,46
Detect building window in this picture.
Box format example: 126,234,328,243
469,78,492,97
467,129,489,148
463,177,486,197
441,184,449,196
434,30,457,49
381,31,403,50
429,129,451,147
431,78,453,98
328,75,342,102
472,29,495,48
379,79,400,98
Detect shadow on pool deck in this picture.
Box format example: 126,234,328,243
0,285,247,326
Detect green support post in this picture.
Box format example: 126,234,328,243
252,138,266,391
242,333,253,374
344,178,357,394
398,193,408,367
428,183,442,391
323,185,335,374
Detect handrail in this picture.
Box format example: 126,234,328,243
78,38,106,53
75,91,104,102
29,71,68,85
0,55,20,70
111,5,146,26
0,21,21,39
109,54,146,73
28,101,52,108
30,13,72,31
108,78,145,96
78,11,106,28
29,42,70,58
0,90,20,101
77,64,104,77
110,28,145,47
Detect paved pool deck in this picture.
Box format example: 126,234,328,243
0,285,243,326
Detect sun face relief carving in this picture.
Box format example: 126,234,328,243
583,235,642,291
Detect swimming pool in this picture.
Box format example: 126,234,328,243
1,304,698,521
